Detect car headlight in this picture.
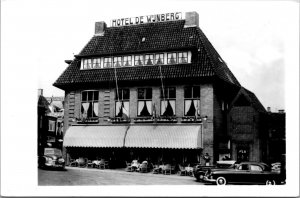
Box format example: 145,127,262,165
58,158,65,163
46,158,53,163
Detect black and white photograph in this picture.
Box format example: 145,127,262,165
1,0,299,197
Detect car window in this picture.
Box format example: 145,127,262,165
250,165,263,171
238,164,249,170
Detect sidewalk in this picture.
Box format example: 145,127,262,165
65,166,195,180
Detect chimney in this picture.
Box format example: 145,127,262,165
38,89,43,96
95,21,107,36
184,11,199,28
267,107,271,112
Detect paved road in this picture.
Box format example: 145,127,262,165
38,167,204,185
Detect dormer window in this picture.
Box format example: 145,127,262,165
134,55,144,66
178,52,188,63
123,56,132,66
87,59,92,69
113,56,122,67
155,53,164,65
93,58,101,68
167,52,177,64
145,54,154,65
104,57,112,68
80,51,191,70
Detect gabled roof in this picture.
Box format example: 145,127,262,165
54,20,240,89
243,88,266,113
230,87,266,113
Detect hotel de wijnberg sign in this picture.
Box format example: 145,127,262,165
111,12,182,27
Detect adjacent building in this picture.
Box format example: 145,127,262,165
38,89,64,156
53,11,269,167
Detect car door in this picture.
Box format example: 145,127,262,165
248,164,264,184
234,164,252,183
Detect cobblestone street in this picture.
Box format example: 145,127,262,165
38,167,204,185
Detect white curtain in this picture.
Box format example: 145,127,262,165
93,103,99,117
138,101,144,115
146,101,152,115
184,100,192,115
123,102,129,116
82,102,90,113
115,101,122,116
138,101,152,116
161,100,175,115
161,100,168,115
194,99,200,116
116,101,129,117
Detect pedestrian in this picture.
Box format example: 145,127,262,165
203,153,211,166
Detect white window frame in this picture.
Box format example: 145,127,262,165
123,55,132,66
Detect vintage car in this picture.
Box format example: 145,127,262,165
204,162,283,185
38,148,65,170
193,160,237,181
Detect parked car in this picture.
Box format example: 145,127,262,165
204,162,283,185
193,160,237,181
38,148,65,170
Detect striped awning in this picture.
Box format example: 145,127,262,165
125,125,202,149
63,125,128,148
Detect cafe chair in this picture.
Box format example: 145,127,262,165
78,157,87,168
177,165,188,176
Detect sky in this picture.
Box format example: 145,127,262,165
1,0,299,196
2,0,297,111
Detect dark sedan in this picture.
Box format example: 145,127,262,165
193,160,236,181
204,162,283,185
38,148,65,170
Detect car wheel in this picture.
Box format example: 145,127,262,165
198,173,205,181
216,177,227,185
265,180,275,185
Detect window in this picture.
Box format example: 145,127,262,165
93,58,101,68
238,164,249,171
155,53,164,65
161,87,176,116
137,88,152,116
80,51,191,70
145,54,154,65
87,59,92,69
104,57,112,68
123,56,132,66
178,52,188,63
184,86,200,116
48,120,55,132
113,56,122,67
250,165,263,171
82,59,88,69
115,89,130,118
81,91,99,118
134,55,144,66
167,52,177,64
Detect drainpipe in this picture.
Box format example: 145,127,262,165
123,125,130,147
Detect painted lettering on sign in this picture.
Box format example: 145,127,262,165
111,12,182,27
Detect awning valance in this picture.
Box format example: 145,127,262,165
63,125,128,148
125,125,202,149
